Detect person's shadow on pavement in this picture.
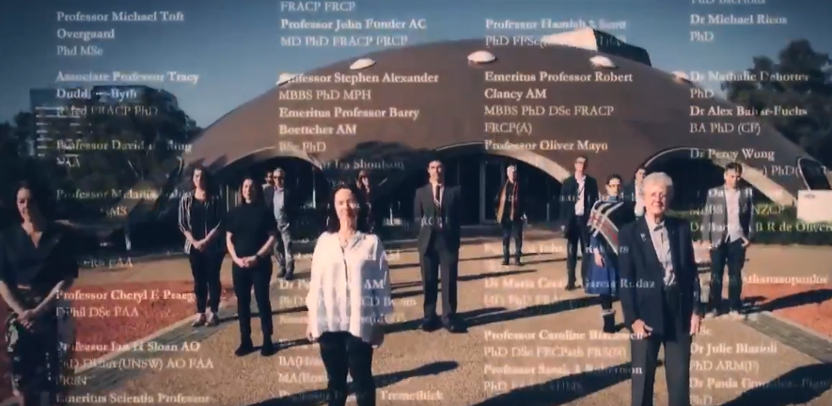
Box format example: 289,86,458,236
718,363,832,406
247,361,458,405
470,362,632,406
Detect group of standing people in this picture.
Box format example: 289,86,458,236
0,153,755,406
550,157,754,406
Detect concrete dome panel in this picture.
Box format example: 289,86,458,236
185,38,820,200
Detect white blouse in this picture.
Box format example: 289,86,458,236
306,232,394,344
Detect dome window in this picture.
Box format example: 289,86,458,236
589,55,616,69
468,50,496,64
672,71,692,84
350,58,376,70
277,73,298,86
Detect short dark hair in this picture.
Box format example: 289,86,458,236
324,183,370,233
725,162,743,174
13,180,55,220
576,156,589,164
606,174,623,185
239,176,264,205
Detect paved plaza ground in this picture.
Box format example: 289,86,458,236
38,232,832,406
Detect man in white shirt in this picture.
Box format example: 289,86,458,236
701,162,754,317
558,156,599,290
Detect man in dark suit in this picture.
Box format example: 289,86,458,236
414,160,465,333
623,166,647,217
264,168,296,280
494,165,526,266
618,172,704,406
559,155,599,290
701,162,755,317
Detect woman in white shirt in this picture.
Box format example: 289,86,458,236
306,183,393,406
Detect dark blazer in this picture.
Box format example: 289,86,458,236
493,181,525,222
413,184,463,254
618,216,704,336
559,175,599,233
264,185,297,220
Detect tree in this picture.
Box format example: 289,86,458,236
0,87,202,222
721,39,832,166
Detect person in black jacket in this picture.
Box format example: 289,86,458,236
413,160,465,333
355,170,375,233
494,165,525,266
226,176,278,356
558,156,599,290
623,166,647,217
618,172,704,406
264,168,296,280
0,181,78,406
178,166,226,327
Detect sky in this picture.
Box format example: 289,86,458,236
0,0,829,128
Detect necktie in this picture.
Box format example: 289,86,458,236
434,185,441,207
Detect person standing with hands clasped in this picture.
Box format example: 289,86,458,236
618,172,704,406
584,174,635,333
306,184,393,406
178,165,226,327
226,176,278,357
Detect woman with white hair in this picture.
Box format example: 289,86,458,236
618,171,704,406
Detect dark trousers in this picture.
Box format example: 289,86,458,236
420,234,459,321
566,215,590,284
188,250,223,314
708,239,746,310
630,290,691,406
319,332,376,406
501,219,523,262
232,261,273,340
600,295,613,311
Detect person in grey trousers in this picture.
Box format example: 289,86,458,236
264,168,296,280
701,162,755,318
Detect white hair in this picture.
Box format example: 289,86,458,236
642,172,673,196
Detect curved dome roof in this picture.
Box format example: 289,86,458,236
185,38,819,204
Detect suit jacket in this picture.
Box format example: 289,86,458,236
494,181,525,222
559,175,599,234
413,184,462,254
701,186,755,246
264,185,297,224
623,181,645,216
618,216,704,336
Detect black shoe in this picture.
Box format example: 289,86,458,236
514,258,523,266
565,283,577,291
502,258,509,266
277,269,286,279
234,341,254,357
420,316,441,332
443,318,467,334
260,340,276,356
284,271,295,281
602,313,616,334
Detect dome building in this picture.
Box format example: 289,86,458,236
180,28,830,227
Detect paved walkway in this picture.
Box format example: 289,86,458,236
66,237,832,406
